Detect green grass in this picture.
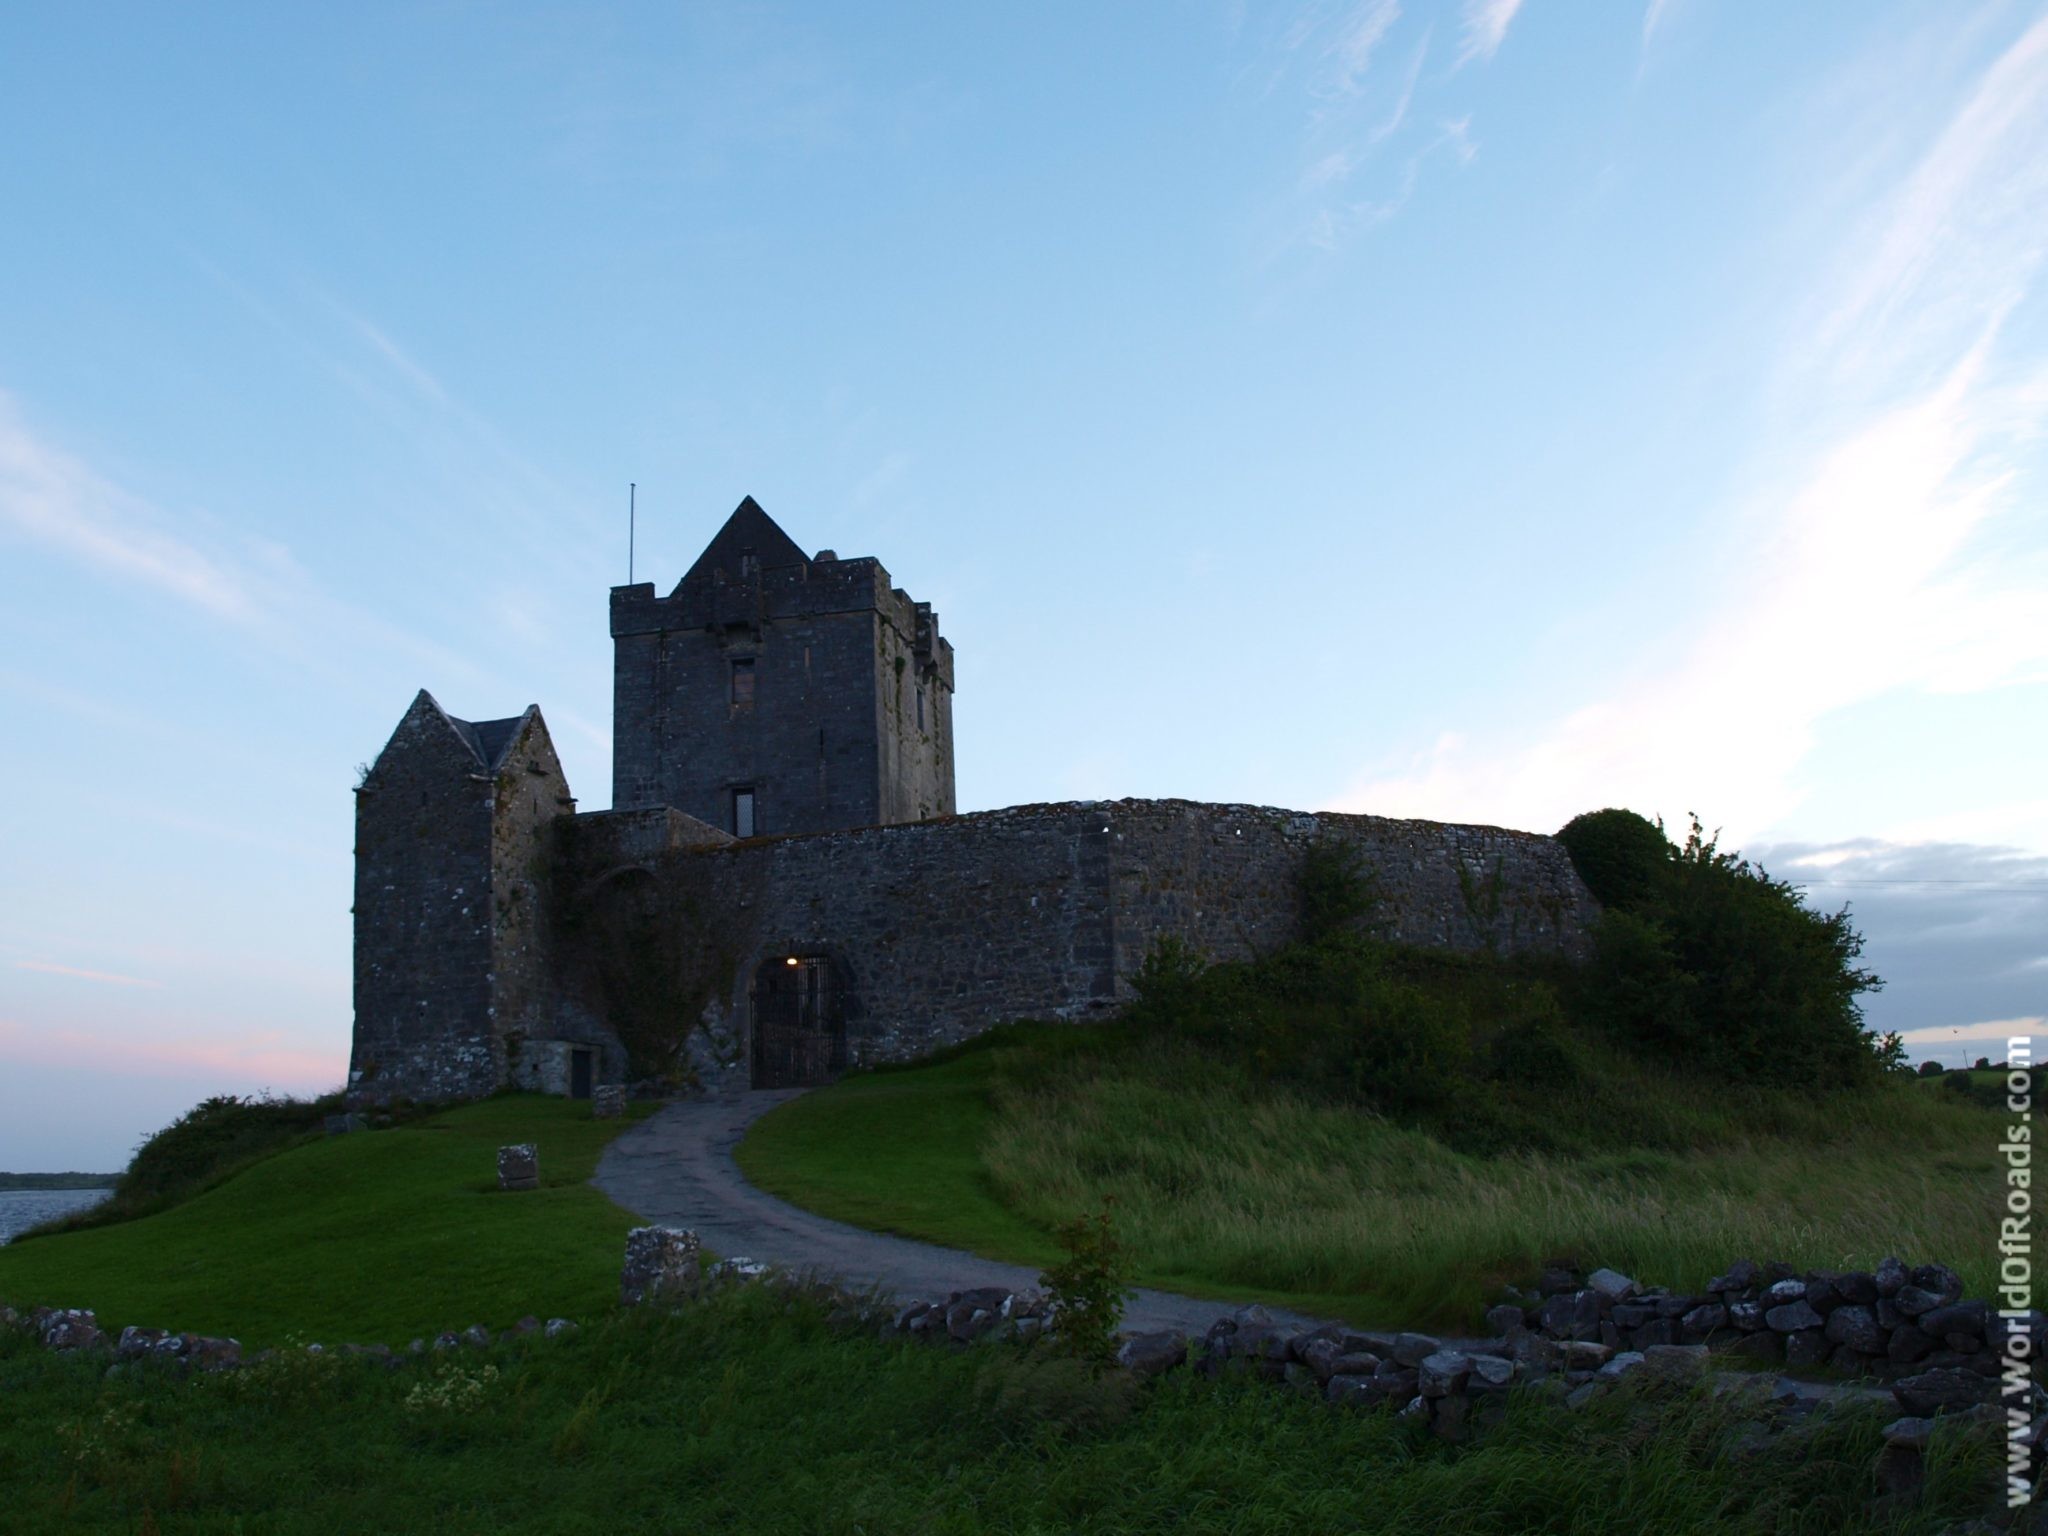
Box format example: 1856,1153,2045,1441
0,1283,2002,1534
0,1096,653,1346
740,1027,2004,1330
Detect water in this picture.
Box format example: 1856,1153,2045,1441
0,1188,113,1243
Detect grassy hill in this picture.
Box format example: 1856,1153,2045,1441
0,1096,651,1345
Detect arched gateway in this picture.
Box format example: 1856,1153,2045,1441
749,953,847,1088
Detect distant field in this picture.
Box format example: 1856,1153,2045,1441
741,1027,2004,1330
0,1097,651,1345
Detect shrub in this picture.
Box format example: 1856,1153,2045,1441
1917,1060,1945,1077
1038,1197,1130,1370
1298,837,1379,945
1577,816,1883,1088
1556,808,1671,912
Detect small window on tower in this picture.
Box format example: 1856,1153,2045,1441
730,658,755,707
738,549,758,578
916,686,925,730
733,788,756,838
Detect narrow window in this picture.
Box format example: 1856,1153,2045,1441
733,788,756,838
730,657,755,707
738,549,758,578
915,686,925,730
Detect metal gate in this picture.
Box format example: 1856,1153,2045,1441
750,956,846,1088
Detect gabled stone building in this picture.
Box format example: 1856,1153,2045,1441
349,499,1598,1104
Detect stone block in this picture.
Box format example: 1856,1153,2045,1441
497,1144,539,1191
591,1084,627,1120
620,1225,702,1305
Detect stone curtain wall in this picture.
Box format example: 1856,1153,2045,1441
1104,801,1598,967
665,797,1598,1087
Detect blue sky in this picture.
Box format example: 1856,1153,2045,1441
2,1,2044,1169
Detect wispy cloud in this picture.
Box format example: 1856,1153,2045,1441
1641,0,1677,52
14,961,165,990
0,395,263,624
1898,1016,2042,1048
1315,0,1403,98
1338,13,2048,848
1457,0,1525,67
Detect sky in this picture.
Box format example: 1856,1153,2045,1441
2,1,2044,1170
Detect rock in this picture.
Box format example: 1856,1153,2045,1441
620,1226,702,1305
591,1084,626,1120
431,1332,460,1352
1556,1340,1613,1369
1785,1329,1829,1369
1893,1285,1944,1318
1232,1304,1274,1328
1727,1330,1784,1364
1876,1298,1904,1331
1508,1334,1562,1373
1910,1264,1963,1306
1467,1354,1516,1391
1709,1260,1759,1294
1834,1271,1878,1306
1431,1392,1471,1441
1117,1331,1187,1381
1874,1256,1908,1297
497,1143,539,1192
892,1301,932,1333
461,1325,490,1349
1892,1367,1997,1416
1391,1332,1442,1368
1918,1301,1989,1342
1485,1304,1526,1337
1884,1325,1937,1365
1823,1305,1885,1355
708,1258,771,1283
186,1336,240,1370
1611,1302,1656,1329
1397,1395,1429,1422
1282,1362,1321,1397
1587,1268,1637,1302
1631,1318,1679,1349
1729,1301,1765,1330
512,1315,541,1335
1881,1415,1935,1450
1294,1338,1342,1383
1766,1301,1824,1334
1639,1344,1709,1384
1325,1373,1378,1407
1331,1351,1382,1377
542,1318,576,1339
946,1303,998,1342
116,1326,170,1360
1681,1302,1728,1336
1538,1291,1604,1341
1595,1351,1645,1383
1801,1272,1843,1312
1538,1265,1580,1297
1417,1350,1472,1397
1565,1382,1603,1410
41,1311,104,1352
1763,1279,1807,1306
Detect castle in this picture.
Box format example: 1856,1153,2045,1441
349,499,1598,1104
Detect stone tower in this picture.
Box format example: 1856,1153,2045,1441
349,691,579,1101
608,496,956,836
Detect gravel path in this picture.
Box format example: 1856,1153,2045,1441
593,1091,1326,1336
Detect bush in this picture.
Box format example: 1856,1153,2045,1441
1298,837,1379,944
1576,816,1883,1088
1917,1060,1945,1077
1038,1197,1130,1370
1556,808,1671,912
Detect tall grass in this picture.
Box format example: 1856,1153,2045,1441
980,1037,2001,1327
0,1283,2001,1533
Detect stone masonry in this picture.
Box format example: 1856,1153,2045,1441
349,497,1601,1103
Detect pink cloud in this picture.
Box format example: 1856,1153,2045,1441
15,960,165,990
0,1017,342,1091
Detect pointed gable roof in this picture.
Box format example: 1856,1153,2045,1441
396,690,545,773
679,495,809,586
